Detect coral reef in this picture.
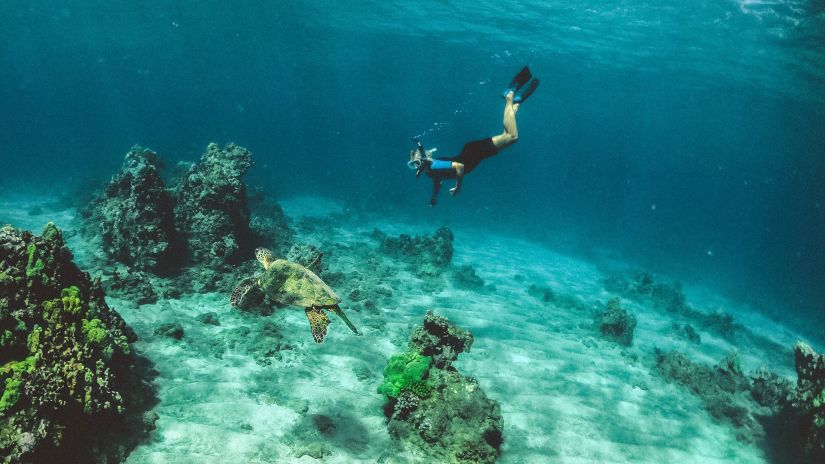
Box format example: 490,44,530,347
248,190,294,256
790,341,825,460
672,322,702,344
84,146,179,273
654,349,760,443
174,143,254,269
375,227,454,277
380,311,502,463
153,322,184,340
286,243,324,275
749,366,791,413
605,269,747,343
594,297,637,346
409,311,473,369
0,223,155,462
451,264,486,289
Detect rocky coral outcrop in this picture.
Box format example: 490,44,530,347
84,146,179,273
0,223,155,462
451,264,486,289
594,297,636,346
248,191,294,256
790,341,825,461
174,143,254,269
379,311,502,463
409,311,473,369
286,244,324,275
654,349,760,443
605,269,750,343
376,227,453,277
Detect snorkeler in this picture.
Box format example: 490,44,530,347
408,66,539,207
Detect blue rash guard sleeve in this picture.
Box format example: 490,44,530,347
429,159,453,171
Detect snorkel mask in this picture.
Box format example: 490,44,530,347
408,138,435,178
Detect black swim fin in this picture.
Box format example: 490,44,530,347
502,66,532,98
513,78,539,104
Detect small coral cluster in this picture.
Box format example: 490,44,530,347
594,297,637,346
0,224,154,462
654,349,759,443
604,269,741,342
379,311,502,463
376,227,454,277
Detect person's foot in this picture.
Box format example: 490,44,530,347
505,90,515,102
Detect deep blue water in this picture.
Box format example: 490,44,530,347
1,1,824,328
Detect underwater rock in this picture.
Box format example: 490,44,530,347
749,366,792,413
84,146,180,273
594,298,636,346
379,312,502,463
527,284,555,303
195,311,220,326
173,143,254,269
605,269,744,343
654,349,760,443
248,190,294,255
286,243,324,275
604,269,687,313
409,311,473,369
106,269,160,305
376,227,454,276
451,264,485,289
790,341,825,460
0,223,155,462
153,322,184,340
672,322,702,344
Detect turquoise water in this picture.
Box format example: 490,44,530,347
1,2,824,462
2,1,823,324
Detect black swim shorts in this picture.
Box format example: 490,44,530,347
451,137,498,174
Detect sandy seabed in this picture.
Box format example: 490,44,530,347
0,193,818,464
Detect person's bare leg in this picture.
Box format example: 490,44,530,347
491,92,519,149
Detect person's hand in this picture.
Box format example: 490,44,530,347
429,198,437,207
449,187,460,196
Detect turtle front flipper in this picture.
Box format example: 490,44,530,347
305,307,330,343
328,305,361,336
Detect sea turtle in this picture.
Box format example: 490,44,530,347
230,247,360,343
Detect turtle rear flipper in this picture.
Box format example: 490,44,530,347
328,305,361,336
230,277,264,309
305,307,330,343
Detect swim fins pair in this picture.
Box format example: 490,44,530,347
502,65,539,104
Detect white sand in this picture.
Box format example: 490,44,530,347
3,193,820,463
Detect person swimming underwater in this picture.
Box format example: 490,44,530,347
408,66,539,207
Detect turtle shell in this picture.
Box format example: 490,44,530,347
259,259,339,307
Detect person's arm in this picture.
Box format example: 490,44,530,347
430,178,442,207
450,163,464,196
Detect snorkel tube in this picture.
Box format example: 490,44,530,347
412,137,426,178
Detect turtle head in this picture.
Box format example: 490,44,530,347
255,247,275,270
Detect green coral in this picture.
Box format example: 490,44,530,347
25,243,45,280
61,286,82,314
0,377,22,413
813,389,825,409
27,326,42,353
378,351,432,399
82,319,108,345
41,222,61,242
0,356,37,414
